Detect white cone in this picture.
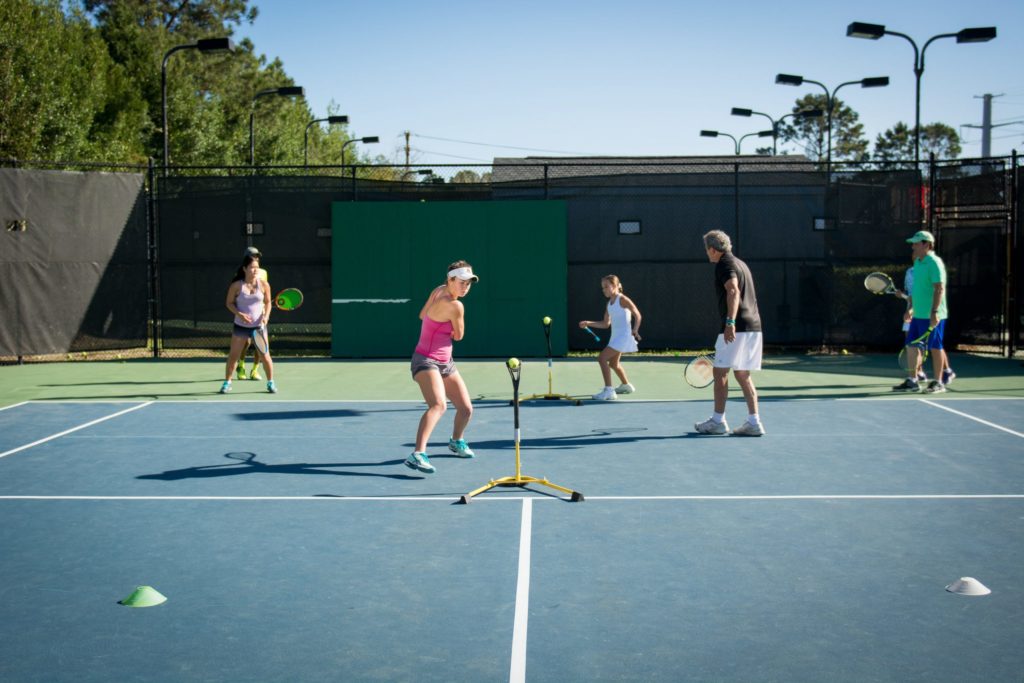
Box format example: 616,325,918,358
945,577,991,596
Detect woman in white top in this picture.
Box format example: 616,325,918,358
578,274,642,401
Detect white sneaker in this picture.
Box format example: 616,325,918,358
695,418,728,435
733,421,766,436
925,380,946,394
614,383,635,394
592,387,617,401
404,451,436,474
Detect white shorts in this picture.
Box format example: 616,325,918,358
713,332,762,371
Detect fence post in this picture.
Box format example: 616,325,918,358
543,164,549,200
733,161,740,253
1008,150,1019,357
147,157,160,358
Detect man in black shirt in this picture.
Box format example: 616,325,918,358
695,230,765,436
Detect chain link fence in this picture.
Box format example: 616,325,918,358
1,154,1020,361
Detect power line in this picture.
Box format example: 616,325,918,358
411,133,600,156
409,147,493,163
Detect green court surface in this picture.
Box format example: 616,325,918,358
2,352,1023,406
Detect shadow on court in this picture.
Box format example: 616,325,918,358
136,452,423,481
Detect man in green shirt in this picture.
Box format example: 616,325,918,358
893,231,950,393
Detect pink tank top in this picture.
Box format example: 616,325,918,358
233,281,264,328
415,316,454,362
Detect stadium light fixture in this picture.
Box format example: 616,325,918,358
341,136,381,171
161,37,235,172
774,73,888,173
304,115,349,168
847,21,997,165
250,86,306,166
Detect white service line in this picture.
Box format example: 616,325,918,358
509,497,533,683
920,399,1024,439
331,299,410,304
0,402,153,460
0,401,29,412
2,494,1023,502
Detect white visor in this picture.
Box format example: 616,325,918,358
448,267,479,282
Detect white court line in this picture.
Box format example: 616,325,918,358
509,497,532,683
0,402,153,460
2,494,1023,502
0,401,29,412
920,399,1024,439
332,298,410,304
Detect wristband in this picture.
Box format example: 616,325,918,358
725,318,735,326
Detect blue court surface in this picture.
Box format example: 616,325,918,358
1,397,1022,682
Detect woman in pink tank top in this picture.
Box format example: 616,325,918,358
405,260,480,475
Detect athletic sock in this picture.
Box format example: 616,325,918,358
712,412,725,423
747,414,761,425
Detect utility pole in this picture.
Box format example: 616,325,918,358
963,94,1024,157
404,131,411,171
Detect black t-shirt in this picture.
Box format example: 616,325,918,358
715,252,762,332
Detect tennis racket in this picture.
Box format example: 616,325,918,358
864,272,899,296
274,288,304,311
683,355,715,388
897,326,934,372
251,325,270,355
583,326,600,342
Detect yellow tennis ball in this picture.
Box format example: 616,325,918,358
841,349,849,355
507,357,520,369
542,316,552,325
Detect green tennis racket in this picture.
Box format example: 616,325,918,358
898,326,934,372
274,288,304,311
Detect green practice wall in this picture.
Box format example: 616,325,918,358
331,201,567,358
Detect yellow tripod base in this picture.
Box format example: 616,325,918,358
460,475,585,504
519,364,582,405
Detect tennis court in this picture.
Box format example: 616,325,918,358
1,355,1023,682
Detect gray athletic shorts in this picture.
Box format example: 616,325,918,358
411,352,457,379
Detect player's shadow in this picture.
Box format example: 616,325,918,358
232,406,421,421
136,452,421,480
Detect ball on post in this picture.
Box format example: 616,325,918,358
542,316,552,326
507,357,520,370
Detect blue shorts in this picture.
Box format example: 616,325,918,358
906,318,945,349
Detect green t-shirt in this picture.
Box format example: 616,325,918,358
911,252,947,320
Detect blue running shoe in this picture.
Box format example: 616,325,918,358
219,380,232,394
266,380,277,394
942,369,956,385
405,451,436,474
448,438,475,458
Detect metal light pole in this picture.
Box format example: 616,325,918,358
700,130,773,155
847,22,996,166
249,86,305,166
700,130,739,154
341,136,380,173
731,107,823,155
304,115,349,168
161,38,234,173
776,73,888,174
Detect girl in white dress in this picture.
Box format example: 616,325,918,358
578,274,642,401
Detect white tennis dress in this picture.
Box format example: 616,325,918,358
607,295,638,353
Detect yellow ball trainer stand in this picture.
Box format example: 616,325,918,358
460,358,584,504
521,316,582,406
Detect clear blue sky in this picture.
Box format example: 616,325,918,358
239,0,1024,165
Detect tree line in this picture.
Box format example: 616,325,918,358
0,0,386,170
0,1,960,169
